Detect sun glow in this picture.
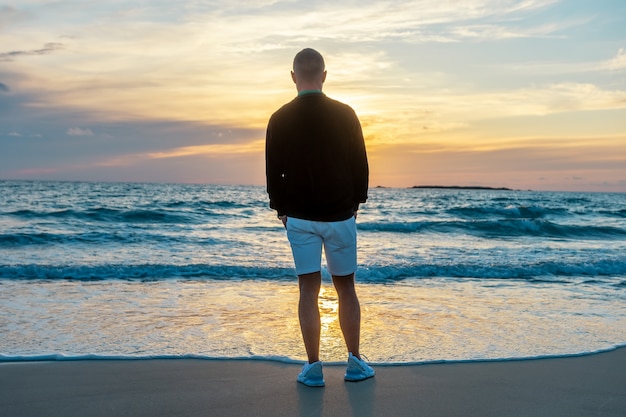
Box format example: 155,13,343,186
317,285,346,359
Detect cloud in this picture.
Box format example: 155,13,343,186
549,47,626,73
0,0,574,129
468,83,626,117
8,167,58,176
0,82,8,92
607,48,626,71
146,140,265,159
189,0,563,49
342,81,626,147
67,127,94,136
93,139,266,169
0,43,65,62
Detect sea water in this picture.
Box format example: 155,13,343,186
1,180,625,364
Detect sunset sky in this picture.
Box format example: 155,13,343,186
1,0,625,191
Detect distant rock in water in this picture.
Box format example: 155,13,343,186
411,185,515,191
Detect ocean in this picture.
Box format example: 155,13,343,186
1,180,625,364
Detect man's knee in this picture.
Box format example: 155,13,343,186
299,271,322,294
332,273,356,294
332,273,355,282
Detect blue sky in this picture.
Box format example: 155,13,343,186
1,0,625,191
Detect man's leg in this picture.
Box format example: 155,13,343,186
298,271,322,363
332,273,361,358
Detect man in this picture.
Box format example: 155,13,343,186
265,48,374,387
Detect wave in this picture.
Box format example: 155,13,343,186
0,231,224,248
0,232,116,247
601,209,626,218
0,264,294,281
357,219,626,239
4,208,201,224
3,220,622,249
446,205,568,219
1,204,246,225
163,200,249,209
356,259,626,281
2,259,625,282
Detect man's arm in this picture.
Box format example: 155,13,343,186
265,120,285,216
351,115,369,210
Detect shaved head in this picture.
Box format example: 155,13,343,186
293,48,325,82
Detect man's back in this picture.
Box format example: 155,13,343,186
266,92,368,222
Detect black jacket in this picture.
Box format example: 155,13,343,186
266,92,369,221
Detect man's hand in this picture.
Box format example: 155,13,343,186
279,215,287,227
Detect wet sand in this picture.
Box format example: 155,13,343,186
1,348,625,417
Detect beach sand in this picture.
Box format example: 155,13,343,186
1,348,624,417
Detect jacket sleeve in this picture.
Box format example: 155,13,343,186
351,115,369,209
265,118,285,216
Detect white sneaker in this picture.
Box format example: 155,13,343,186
297,361,325,387
344,352,375,382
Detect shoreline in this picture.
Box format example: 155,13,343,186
2,347,625,417
2,342,626,365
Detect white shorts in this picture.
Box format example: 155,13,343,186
286,216,357,277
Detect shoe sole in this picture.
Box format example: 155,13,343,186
344,373,375,382
297,378,325,387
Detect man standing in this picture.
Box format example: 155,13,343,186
265,48,374,387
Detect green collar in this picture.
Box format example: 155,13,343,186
298,90,323,96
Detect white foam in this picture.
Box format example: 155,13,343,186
1,279,625,364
